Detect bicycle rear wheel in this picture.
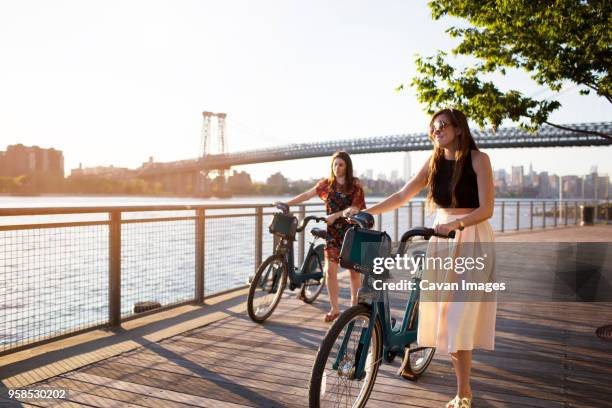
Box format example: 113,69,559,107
309,304,382,408
300,243,326,304
247,255,287,323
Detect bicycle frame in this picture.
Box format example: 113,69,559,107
333,234,426,380
272,235,325,287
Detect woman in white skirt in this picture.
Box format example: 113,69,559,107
345,108,495,408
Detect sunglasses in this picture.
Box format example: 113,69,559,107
430,120,452,133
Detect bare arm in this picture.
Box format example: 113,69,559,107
284,183,342,226
365,157,431,215
284,186,318,206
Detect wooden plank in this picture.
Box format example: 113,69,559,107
61,373,254,408
114,337,566,407
79,363,306,408
46,376,204,408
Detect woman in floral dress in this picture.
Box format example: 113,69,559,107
278,151,365,322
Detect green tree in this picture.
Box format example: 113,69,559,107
403,0,611,139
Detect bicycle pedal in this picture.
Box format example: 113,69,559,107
398,368,417,382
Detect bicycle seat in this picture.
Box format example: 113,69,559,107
310,228,327,239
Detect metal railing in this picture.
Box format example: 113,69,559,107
0,198,609,355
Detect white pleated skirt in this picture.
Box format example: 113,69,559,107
416,209,497,353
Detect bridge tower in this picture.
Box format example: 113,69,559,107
200,111,228,157
198,111,230,197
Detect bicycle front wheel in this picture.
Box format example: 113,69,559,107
309,304,382,408
247,255,287,323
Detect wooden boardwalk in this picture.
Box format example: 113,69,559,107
2,226,612,407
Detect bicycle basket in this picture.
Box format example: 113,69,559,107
269,213,298,239
339,226,391,276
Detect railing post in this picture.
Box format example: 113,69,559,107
575,201,579,225
195,208,205,303
377,214,383,232
515,201,520,231
109,211,121,327
255,207,263,270
564,202,568,226
530,201,533,230
393,208,399,242
542,201,546,228
298,205,305,265
553,201,558,227
408,202,413,229
500,201,505,232
421,201,425,226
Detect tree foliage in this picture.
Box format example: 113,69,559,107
403,0,611,138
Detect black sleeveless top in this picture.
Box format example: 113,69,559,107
432,151,480,208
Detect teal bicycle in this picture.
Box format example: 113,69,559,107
247,203,328,323
308,213,455,407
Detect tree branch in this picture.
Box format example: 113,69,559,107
544,121,612,140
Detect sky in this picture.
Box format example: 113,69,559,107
0,0,610,183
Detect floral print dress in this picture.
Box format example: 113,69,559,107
315,178,366,263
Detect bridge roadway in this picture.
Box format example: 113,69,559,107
140,122,612,175
1,226,612,407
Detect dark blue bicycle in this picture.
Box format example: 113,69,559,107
247,203,328,323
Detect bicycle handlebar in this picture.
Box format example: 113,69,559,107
274,202,290,214
400,227,455,241
345,212,375,229
273,203,325,232
297,215,326,232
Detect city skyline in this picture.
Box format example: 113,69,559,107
1,142,609,200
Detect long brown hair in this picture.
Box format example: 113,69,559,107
329,151,357,193
426,108,478,209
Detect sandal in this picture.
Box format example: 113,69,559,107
446,396,459,408
446,396,471,408
456,397,472,408
324,311,340,323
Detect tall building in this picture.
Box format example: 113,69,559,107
365,169,373,180
525,162,535,188
537,171,550,197
0,144,64,178
511,166,524,188
267,172,289,188
596,175,610,199
228,170,252,191
402,152,411,182
548,175,559,197
493,169,507,193
583,170,598,198
562,176,581,198
390,170,399,182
